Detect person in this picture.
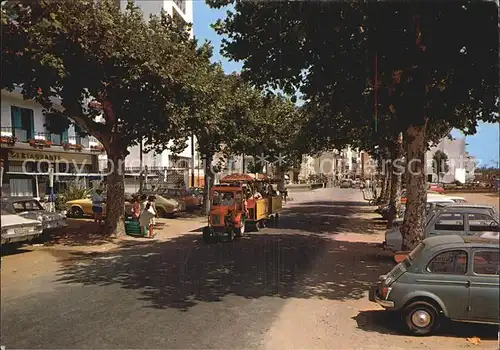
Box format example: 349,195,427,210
221,193,234,206
139,195,157,238
149,195,158,226
92,189,105,231
138,194,148,234
131,195,141,220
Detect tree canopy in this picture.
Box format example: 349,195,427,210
2,0,211,234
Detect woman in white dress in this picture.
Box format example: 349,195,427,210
139,195,158,238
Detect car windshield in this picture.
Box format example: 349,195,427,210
212,191,234,206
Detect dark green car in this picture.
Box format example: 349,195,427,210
370,235,499,335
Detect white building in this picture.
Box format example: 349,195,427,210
1,89,103,197
116,0,192,33
113,0,195,176
426,137,476,183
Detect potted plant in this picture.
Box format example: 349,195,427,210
90,145,105,153
62,143,84,152
0,135,17,146
29,139,52,149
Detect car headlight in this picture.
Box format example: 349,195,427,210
2,228,15,236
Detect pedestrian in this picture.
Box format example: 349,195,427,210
91,188,105,231
139,195,157,238
138,194,148,234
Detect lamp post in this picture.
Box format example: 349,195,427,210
48,166,55,212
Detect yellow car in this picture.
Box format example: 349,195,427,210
66,195,181,218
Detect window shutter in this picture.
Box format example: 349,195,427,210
11,106,22,128
30,110,35,139
62,127,69,143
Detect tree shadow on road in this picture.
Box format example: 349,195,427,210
352,309,498,340
33,219,114,247
55,233,394,311
275,200,383,235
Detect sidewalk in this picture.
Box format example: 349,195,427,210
1,216,207,288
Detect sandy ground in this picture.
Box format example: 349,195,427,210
459,192,499,210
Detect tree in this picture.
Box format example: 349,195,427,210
432,150,449,183
2,0,210,234
163,64,304,206
208,0,499,249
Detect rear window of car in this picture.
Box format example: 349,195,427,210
427,250,468,275
434,213,464,231
473,250,499,275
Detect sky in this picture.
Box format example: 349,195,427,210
193,2,499,168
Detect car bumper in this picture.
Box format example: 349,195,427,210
43,220,68,230
1,230,42,245
369,286,395,308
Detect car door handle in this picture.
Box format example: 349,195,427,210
465,280,471,287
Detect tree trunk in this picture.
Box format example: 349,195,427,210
377,173,387,204
401,124,428,250
203,152,215,215
381,154,391,204
387,133,404,228
104,147,125,237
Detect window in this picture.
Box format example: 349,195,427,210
468,213,498,232
473,250,499,275
11,106,34,141
174,0,186,13
9,178,34,197
12,202,25,211
427,250,468,275
434,213,464,231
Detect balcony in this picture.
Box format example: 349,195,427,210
1,127,93,151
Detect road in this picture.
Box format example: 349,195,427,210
1,188,497,349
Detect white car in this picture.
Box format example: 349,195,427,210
1,209,43,245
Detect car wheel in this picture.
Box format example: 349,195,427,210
202,227,214,244
157,207,167,218
403,301,440,336
227,229,235,242
236,221,245,238
253,221,260,232
70,206,84,218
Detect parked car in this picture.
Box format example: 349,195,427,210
340,180,352,188
370,235,499,335
65,197,103,218
128,193,181,218
380,196,455,220
1,209,43,245
161,188,203,209
384,205,499,252
1,197,67,231
429,183,445,193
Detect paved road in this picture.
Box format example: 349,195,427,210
1,188,497,349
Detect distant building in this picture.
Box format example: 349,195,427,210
426,137,476,183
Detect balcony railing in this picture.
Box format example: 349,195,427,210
1,127,28,142
1,127,90,149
